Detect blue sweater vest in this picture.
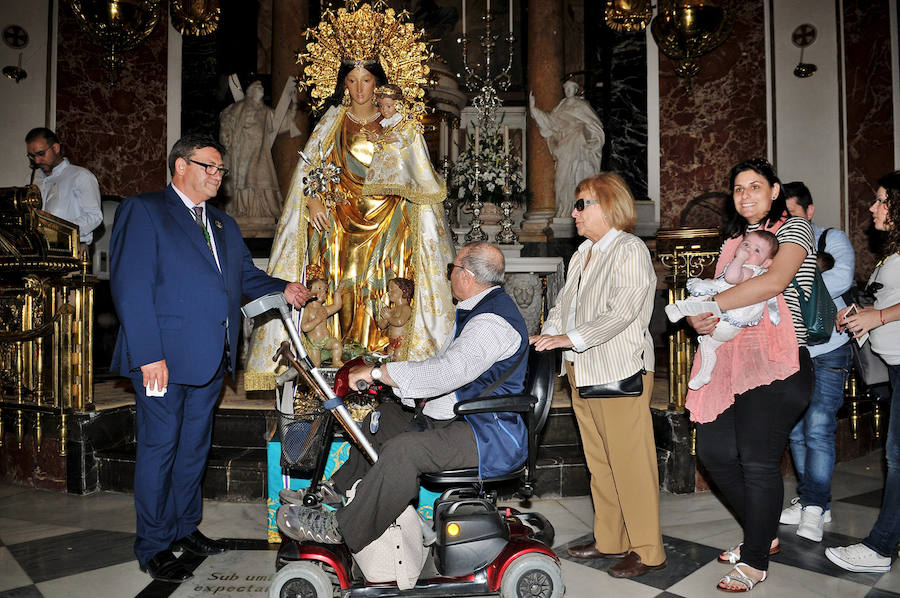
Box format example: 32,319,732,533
455,287,529,478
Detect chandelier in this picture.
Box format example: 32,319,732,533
650,0,734,88
604,0,653,33
69,0,220,83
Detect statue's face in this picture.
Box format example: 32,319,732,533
512,285,534,307
563,81,579,98
247,81,264,101
345,67,377,107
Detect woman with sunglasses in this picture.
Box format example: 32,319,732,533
826,171,900,574
685,158,815,592
531,173,666,579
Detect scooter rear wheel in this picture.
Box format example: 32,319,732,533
269,561,335,598
500,553,564,598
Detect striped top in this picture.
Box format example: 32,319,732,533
542,230,656,386
746,216,815,345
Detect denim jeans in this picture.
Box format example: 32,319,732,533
863,363,900,558
789,342,852,509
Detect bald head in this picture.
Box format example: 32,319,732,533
459,241,505,287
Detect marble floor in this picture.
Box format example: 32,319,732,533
1,451,898,598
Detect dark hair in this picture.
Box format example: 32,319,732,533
25,127,59,146
722,158,787,239
389,277,414,301
327,62,388,109
782,181,813,209
747,229,779,258
877,170,900,256
168,133,226,176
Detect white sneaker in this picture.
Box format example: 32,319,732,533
825,543,891,573
779,497,832,524
797,506,825,542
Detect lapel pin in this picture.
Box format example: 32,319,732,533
214,220,223,229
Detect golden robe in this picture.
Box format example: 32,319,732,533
245,106,455,390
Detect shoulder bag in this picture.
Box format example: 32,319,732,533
790,266,837,346
578,367,646,398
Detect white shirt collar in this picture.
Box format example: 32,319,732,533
458,285,501,310
172,183,204,214
577,227,620,257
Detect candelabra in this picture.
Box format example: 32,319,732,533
464,157,488,243
495,155,519,244
441,157,458,245
459,1,515,122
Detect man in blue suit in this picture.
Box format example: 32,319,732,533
110,134,308,582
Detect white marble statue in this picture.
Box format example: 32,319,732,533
529,81,605,218
219,79,298,219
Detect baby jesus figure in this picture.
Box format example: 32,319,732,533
376,277,414,359
301,278,344,368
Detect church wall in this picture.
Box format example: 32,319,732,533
843,0,896,278
54,2,170,198
657,1,768,229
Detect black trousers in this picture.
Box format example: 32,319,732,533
333,401,478,553
696,348,814,571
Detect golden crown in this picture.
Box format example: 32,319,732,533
298,1,431,114
304,263,325,282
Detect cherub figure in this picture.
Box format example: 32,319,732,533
376,277,414,359
301,278,345,367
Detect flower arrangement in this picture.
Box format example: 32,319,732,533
451,119,525,205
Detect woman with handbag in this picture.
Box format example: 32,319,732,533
531,172,666,579
826,171,900,574
685,158,815,592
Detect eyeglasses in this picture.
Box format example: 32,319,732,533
574,198,601,211
188,159,229,177
26,147,53,160
446,262,472,279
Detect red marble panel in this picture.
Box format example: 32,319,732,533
56,3,169,199
658,1,767,229
843,0,894,280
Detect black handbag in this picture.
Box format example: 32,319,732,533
578,368,645,398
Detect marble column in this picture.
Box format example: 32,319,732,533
522,0,564,242
272,0,310,200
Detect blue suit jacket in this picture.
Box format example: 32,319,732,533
109,185,286,386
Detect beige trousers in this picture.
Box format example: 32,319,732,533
567,362,666,566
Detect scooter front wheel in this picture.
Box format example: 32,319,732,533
500,553,565,598
269,561,335,598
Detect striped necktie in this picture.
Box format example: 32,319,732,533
192,205,213,253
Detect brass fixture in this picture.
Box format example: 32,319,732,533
69,0,162,83
604,0,653,32
651,0,734,89
170,0,220,36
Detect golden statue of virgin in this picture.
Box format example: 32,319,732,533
245,3,455,390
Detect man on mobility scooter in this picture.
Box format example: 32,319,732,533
271,241,564,597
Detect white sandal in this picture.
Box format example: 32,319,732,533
717,562,767,593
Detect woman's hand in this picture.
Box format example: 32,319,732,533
362,128,378,142
843,306,882,339
835,305,854,332
529,334,573,351
307,198,330,232
686,313,719,335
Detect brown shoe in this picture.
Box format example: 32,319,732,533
608,551,667,579
567,541,628,559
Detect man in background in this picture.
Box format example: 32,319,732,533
25,127,102,253
779,181,855,542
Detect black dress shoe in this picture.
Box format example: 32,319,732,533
172,530,228,556
140,550,193,583
567,540,628,559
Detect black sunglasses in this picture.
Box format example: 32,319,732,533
574,197,600,211
446,262,471,279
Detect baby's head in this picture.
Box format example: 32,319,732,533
738,230,779,268
375,84,404,118
388,277,414,304
308,278,328,301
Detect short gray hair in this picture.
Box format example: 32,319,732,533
459,241,505,286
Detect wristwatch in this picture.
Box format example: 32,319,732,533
370,366,383,381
